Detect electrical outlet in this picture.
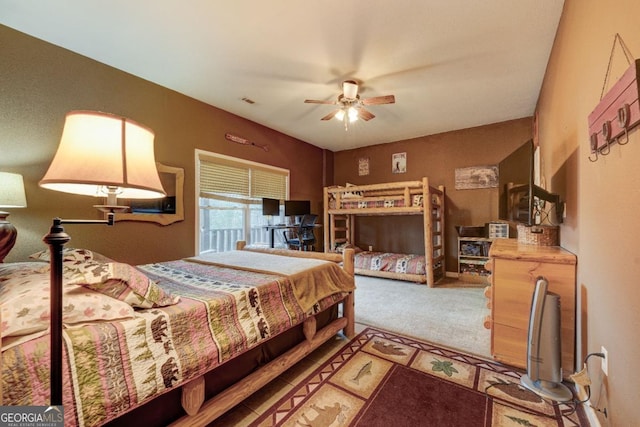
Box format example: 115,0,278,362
601,346,608,376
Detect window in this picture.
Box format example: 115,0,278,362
196,150,289,253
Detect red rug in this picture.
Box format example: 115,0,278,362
250,327,587,426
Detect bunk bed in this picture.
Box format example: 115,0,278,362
323,177,445,286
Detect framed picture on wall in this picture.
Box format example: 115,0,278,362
454,165,498,190
358,157,370,176
392,152,406,174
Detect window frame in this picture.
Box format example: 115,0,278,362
195,149,290,254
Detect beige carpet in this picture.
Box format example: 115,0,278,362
353,275,492,358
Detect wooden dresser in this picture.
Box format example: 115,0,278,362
485,239,576,376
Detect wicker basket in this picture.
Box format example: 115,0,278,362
517,224,559,246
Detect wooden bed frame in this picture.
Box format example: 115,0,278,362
323,177,445,286
166,243,355,426
0,243,355,427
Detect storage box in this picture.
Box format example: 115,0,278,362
487,222,509,238
455,225,486,237
517,224,559,246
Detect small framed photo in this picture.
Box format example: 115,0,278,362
358,157,370,176
392,152,406,174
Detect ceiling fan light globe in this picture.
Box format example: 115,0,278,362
343,81,358,100
348,107,359,122
335,110,345,121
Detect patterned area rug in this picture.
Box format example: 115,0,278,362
250,327,587,426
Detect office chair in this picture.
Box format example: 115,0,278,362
283,214,317,251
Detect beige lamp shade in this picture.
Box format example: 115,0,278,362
40,111,166,201
0,172,27,208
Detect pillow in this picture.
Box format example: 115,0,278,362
0,270,136,342
342,183,363,199
29,248,113,264
66,261,180,308
0,262,50,278
333,242,363,254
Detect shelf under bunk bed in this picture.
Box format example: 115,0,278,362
323,177,445,286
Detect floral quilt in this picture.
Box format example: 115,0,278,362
1,255,352,426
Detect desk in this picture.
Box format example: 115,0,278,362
264,224,322,249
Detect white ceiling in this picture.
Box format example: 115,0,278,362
0,0,564,152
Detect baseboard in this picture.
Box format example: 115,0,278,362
574,383,602,427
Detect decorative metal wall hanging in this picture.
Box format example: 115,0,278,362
225,133,269,152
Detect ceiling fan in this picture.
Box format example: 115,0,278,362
304,80,395,130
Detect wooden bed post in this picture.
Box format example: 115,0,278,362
438,184,446,280
303,316,317,341
422,177,435,286
342,247,355,337
323,187,330,252
181,377,205,416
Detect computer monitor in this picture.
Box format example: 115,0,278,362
261,197,280,216
284,200,310,217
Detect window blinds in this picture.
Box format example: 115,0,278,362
198,152,288,201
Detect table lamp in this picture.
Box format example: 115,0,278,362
39,110,166,406
0,172,27,262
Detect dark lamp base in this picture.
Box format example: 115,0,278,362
0,215,18,262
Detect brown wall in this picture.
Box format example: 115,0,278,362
537,1,640,424
1,25,326,264
6,4,638,422
333,118,532,270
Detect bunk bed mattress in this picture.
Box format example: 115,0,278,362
354,251,426,275
1,252,354,427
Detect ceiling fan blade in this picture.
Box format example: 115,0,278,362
321,110,340,121
358,108,375,121
305,99,337,105
361,94,396,106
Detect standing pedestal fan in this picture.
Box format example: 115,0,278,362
520,277,573,402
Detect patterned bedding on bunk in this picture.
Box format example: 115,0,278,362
354,251,426,275
340,198,410,209
329,190,426,210
0,250,354,427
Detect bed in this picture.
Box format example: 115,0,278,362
0,243,355,427
353,251,430,283
323,177,445,286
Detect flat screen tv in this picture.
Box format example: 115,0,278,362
284,200,310,217
130,196,176,214
261,197,280,216
498,140,562,225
